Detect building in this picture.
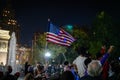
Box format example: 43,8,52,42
0,0,20,44
0,0,20,65
0,29,10,65
16,46,32,64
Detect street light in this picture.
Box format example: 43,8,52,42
45,51,51,64
45,52,51,57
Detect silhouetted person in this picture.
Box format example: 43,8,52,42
3,65,16,80
24,73,34,80
25,61,30,75
14,72,20,80
60,71,74,80
108,60,120,80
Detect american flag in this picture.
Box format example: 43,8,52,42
46,22,75,46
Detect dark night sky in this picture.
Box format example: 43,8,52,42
0,0,120,46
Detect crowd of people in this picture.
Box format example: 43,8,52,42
0,65,20,80
0,45,120,80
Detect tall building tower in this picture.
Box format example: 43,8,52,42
0,0,20,44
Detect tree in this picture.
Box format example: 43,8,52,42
72,25,90,50
63,25,90,62
92,11,114,45
33,32,67,64
90,11,119,59
32,33,46,64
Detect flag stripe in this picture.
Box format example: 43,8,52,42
46,32,72,45
60,29,75,41
46,33,70,46
59,32,74,42
47,32,73,43
47,39,70,46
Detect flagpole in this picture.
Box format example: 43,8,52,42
62,53,67,61
45,18,50,50
44,18,50,63
32,40,34,61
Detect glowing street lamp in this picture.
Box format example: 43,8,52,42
45,52,51,63
45,52,51,57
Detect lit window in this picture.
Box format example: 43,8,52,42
8,11,10,13
8,22,11,24
5,11,7,13
12,23,16,25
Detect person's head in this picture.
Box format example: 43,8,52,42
84,58,92,68
96,52,103,60
36,62,42,67
76,46,88,56
37,65,44,73
85,52,91,58
61,71,74,80
24,73,34,80
0,62,3,65
28,66,34,74
64,61,69,66
87,60,102,77
14,72,20,79
110,60,120,74
7,65,12,73
25,61,28,64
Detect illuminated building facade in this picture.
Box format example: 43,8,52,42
16,46,32,64
0,0,20,65
0,29,10,65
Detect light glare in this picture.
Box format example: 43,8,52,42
45,52,51,57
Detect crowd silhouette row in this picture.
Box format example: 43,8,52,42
0,45,120,80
